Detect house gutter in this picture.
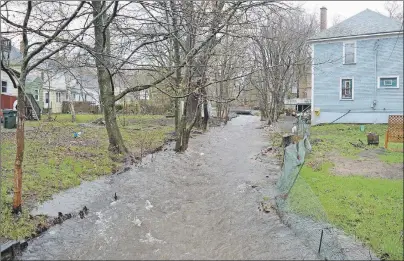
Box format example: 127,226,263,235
308,31,403,43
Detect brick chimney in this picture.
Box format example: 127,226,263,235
320,7,327,31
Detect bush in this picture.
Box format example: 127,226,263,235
139,100,171,115
115,104,123,111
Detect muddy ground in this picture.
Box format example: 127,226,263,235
331,149,403,179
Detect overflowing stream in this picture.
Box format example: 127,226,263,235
21,116,318,260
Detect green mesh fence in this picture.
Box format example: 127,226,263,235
275,117,375,260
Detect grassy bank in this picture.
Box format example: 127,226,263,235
288,123,403,260
1,114,174,240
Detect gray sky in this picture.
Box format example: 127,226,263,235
301,1,389,26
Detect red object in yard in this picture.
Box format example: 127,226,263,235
1,94,17,121
1,94,17,110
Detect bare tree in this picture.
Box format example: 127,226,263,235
384,1,404,22
1,1,110,213
332,14,343,26
250,7,316,125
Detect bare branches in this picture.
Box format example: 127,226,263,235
25,2,85,67
27,2,114,73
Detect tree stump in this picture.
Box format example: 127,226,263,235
282,134,294,148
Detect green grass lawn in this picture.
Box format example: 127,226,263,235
309,123,403,162
286,123,403,260
1,113,174,240
289,164,403,260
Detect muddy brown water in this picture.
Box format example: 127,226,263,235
20,116,319,260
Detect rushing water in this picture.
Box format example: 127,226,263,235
21,116,319,260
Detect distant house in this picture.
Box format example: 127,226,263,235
114,72,151,105
309,8,403,125
1,43,22,110
284,58,312,113
38,61,101,113
1,40,43,119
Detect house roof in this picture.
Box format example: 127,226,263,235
310,9,403,41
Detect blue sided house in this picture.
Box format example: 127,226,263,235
309,9,403,125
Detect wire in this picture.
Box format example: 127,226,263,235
387,23,403,61
329,109,351,124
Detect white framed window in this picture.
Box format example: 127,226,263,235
343,41,356,64
56,92,61,102
340,78,354,100
1,80,7,93
34,89,39,101
378,76,399,89
45,92,49,104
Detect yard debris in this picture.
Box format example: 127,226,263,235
192,130,203,135
261,146,273,155
311,138,323,145
349,140,367,149
259,201,272,213
78,206,89,219
1,239,28,261
380,253,390,261
366,133,379,145
92,118,105,125
73,131,82,138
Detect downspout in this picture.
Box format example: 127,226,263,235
372,40,380,110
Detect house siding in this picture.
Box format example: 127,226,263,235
312,35,403,124
26,78,44,110
1,71,18,97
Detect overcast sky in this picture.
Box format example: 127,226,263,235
301,1,389,27
1,1,394,47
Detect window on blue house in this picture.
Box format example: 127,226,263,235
343,42,356,64
378,76,399,88
341,78,353,100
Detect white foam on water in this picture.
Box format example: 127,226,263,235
145,200,153,210
139,233,166,244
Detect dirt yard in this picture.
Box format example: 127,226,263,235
331,149,403,179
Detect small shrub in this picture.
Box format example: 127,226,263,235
115,104,124,111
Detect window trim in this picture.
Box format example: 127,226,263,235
339,77,354,101
377,75,399,89
56,92,61,103
45,92,49,104
343,41,356,64
34,89,39,101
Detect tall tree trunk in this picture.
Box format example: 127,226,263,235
170,0,181,136
65,73,76,122
93,1,127,154
175,0,195,152
201,87,209,131
13,76,26,214
47,71,52,121
68,89,76,122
